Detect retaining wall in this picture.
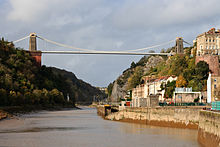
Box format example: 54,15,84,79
105,107,200,129
198,111,220,147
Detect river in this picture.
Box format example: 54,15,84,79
0,107,200,147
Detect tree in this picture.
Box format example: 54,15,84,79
164,81,176,98
149,50,155,53
0,89,7,106
49,89,65,104
160,49,165,53
127,66,143,89
176,75,187,87
130,62,136,69
107,83,113,97
195,61,209,80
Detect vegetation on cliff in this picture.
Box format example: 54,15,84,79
0,38,105,107
147,47,209,91
108,47,210,101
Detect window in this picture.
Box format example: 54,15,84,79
210,46,212,49
213,46,215,49
210,39,211,42
214,79,217,82
214,84,217,89
200,45,203,49
213,39,215,42
217,46,218,49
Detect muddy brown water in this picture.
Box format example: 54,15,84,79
0,107,200,147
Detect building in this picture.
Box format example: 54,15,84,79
196,28,220,56
207,73,220,102
131,84,146,107
131,75,177,107
173,87,202,103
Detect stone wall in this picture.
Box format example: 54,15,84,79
105,107,201,129
174,93,200,103
195,55,219,75
100,106,220,146
198,111,220,147
96,105,106,117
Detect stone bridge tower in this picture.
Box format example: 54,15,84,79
175,37,184,54
29,33,42,66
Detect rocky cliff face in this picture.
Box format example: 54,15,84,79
110,56,164,102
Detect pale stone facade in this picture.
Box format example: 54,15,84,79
196,28,220,56
207,73,220,102
131,76,177,107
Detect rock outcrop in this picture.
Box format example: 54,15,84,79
110,56,164,102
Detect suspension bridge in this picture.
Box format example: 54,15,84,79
11,33,192,65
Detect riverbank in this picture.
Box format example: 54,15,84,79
0,104,78,120
97,106,220,147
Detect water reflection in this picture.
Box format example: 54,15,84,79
0,127,87,133
119,123,198,142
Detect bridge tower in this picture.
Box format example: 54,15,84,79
175,37,184,54
28,33,42,66
29,33,37,51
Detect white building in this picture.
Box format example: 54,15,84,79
131,75,177,107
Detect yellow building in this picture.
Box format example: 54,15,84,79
196,28,220,56
207,73,220,102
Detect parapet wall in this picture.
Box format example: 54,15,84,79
96,105,105,117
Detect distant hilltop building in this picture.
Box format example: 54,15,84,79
196,28,220,56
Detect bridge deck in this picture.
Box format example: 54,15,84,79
41,51,172,56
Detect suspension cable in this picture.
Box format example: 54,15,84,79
123,39,175,52
37,35,98,52
37,35,175,53
13,35,30,44
183,40,192,46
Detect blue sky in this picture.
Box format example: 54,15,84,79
1,0,220,87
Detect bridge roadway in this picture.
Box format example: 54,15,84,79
41,50,172,56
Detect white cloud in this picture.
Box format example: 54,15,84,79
112,0,220,29
1,0,220,86
8,0,49,22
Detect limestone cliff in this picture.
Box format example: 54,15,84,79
110,56,164,102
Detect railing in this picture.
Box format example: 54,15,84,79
212,101,220,111
159,102,206,106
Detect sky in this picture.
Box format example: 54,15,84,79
1,0,220,87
